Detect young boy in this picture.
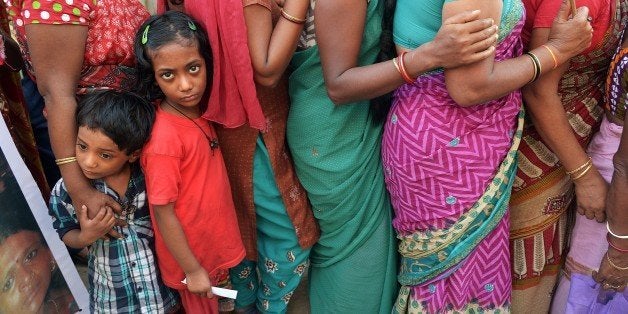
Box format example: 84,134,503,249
48,90,179,313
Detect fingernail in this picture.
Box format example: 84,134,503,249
472,9,480,15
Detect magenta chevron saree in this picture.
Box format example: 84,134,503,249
382,8,525,313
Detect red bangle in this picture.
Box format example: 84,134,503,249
397,51,416,84
607,233,628,253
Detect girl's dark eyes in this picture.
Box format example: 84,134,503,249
160,72,174,79
189,65,200,73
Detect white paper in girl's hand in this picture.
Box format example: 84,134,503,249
180,278,238,299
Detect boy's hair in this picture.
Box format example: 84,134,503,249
134,11,213,102
76,90,155,154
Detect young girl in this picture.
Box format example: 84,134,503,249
134,11,245,313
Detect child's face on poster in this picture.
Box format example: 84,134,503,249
0,230,53,313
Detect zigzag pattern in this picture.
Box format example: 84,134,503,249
383,74,520,233
408,217,512,312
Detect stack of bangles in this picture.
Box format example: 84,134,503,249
565,156,593,181
55,156,77,166
523,44,558,84
606,223,628,271
392,51,416,84
280,8,306,24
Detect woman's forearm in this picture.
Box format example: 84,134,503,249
607,115,628,235
245,1,309,87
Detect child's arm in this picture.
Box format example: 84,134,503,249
153,202,214,298
62,205,115,249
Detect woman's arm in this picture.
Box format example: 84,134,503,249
153,203,214,298
593,112,628,291
244,0,309,87
315,0,499,105
521,26,607,222
443,0,592,106
24,24,123,220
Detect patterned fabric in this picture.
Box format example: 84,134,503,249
4,0,149,92
0,8,48,196
383,2,524,312
509,1,628,312
606,44,628,121
287,0,398,312
226,136,312,313
48,166,178,313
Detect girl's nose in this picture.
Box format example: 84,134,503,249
179,76,193,92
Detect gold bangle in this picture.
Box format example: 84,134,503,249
566,157,592,175
55,156,77,166
541,44,558,69
280,8,306,24
606,252,628,270
570,163,593,181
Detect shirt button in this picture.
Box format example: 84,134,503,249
131,262,136,267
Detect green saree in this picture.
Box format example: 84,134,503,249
287,0,397,312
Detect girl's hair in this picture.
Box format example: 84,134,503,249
370,0,397,123
134,11,213,103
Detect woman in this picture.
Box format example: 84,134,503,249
550,27,628,313
0,163,78,314
382,0,592,312
3,0,151,224
510,1,628,312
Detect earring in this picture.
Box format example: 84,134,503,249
50,259,57,272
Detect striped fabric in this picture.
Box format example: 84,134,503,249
49,166,178,313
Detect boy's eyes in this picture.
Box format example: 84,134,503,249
99,153,112,159
77,143,87,151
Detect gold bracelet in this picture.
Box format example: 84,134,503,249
606,252,628,270
280,8,306,24
541,44,558,69
55,156,77,166
571,163,593,181
566,157,592,175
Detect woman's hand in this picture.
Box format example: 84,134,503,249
546,0,593,64
185,268,214,298
593,248,628,292
574,167,608,222
422,10,498,70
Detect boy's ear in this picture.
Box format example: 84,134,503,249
128,150,141,163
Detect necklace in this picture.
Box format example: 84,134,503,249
162,100,219,150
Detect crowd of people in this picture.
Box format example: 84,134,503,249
0,0,626,313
